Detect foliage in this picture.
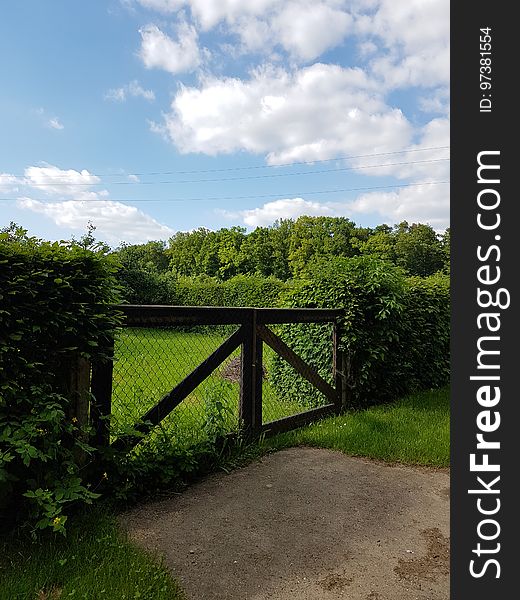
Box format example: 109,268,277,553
271,256,450,408
400,273,451,389
173,274,290,308
0,229,122,533
164,217,449,283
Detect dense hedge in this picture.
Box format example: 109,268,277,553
118,269,290,308
270,257,449,409
176,274,289,307
0,233,121,532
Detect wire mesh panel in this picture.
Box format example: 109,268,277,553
261,321,335,426
111,325,241,451
92,306,343,453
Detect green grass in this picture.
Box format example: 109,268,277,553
261,386,450,467
0,510,184,600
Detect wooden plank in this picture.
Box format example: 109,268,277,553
90,338,114,448
261,404,336,436
112,326,245,451
256,324,337,403
255,308,341,325
116,305,341,327
253,335,263,428
239,321,254,430
239,310,262,432
119,305,252,327
68,355,91,466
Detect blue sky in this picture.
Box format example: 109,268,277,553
0,0,449,246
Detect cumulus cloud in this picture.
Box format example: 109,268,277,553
221,180,449,230
7,164,173,244
153,63,413,163
0,173,22,192
134,0,448,78
17,198,174,245
23,165,107,201
138,21,203,74
105,80,155,102
350,117,450,180
135,1,352,61
220,197,336,227
348,181,449,230
269,2,352,61
358,0,449,89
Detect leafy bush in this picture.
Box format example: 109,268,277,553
175,274,289,308
271,257,449,408
0,231,121,533
400,273,450,389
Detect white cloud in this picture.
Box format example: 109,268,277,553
47,117,64,130
419,87,449,114
358,0,449,89
33,108,65,130
221,180,449,230
221,197,336,227
23,165,107,201
348,181,449,230
105,80,155,102
138,22,203,74
136,1,352,62
270,2,352,61
17,198,174,245
11,163,174,244
0,173,22,192
134,0,448,79
154,63,413,163
350,117,450,180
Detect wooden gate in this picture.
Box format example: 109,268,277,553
90,305,346,452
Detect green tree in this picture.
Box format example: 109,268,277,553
393,222,445,276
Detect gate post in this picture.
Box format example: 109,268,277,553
90,337,114,448
333,319,348,412
239,309,262,434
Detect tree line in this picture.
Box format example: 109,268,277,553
114,217,450,281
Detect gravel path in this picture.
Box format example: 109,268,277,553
121,448,450,600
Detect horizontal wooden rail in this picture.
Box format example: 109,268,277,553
261,404,337,436
116,305,341,327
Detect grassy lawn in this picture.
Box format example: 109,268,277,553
0,511,183,600
262,386,450,467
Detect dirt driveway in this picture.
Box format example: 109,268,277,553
121,447,450,600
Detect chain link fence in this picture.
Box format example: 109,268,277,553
111,325,241,451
